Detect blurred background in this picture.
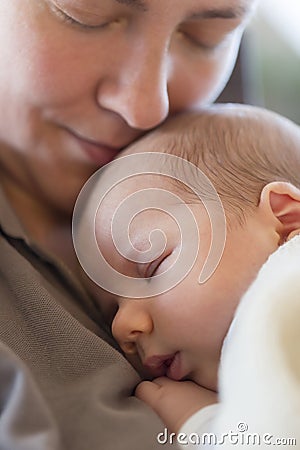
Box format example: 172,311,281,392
218,0,300,125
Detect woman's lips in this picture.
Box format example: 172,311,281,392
66,128,122,166
144,352,184,380
79,139,121,166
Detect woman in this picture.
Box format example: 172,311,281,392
0,1,257,449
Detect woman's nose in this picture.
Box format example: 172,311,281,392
96,44,170,130
111,301,153,354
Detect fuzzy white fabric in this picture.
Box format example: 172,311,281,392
180,235,300,449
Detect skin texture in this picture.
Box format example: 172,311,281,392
97,174,281,392
135,377,218,433
0,0,257,434
135,182,300,431
95,134,300,431
0,0,255,261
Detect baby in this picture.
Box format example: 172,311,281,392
73,104,300,448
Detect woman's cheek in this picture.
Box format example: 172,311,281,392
167,44,240,111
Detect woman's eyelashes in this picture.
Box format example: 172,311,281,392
49,1,235,56
48,1,118,30
177,30,220,52
49,1,236,49
177,19,241,53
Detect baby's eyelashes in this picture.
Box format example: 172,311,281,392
137,252,173,279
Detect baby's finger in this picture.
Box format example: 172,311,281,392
135,380,162,407
151,376,179,387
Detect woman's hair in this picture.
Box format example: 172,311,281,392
129,104,300,224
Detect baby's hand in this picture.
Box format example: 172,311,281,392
135,377,217,432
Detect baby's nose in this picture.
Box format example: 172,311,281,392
111,300,153,354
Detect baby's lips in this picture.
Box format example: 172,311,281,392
166,352,184,381
143,353,176,378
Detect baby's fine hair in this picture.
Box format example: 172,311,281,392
131,104,300,224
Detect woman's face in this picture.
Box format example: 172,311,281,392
0,0,254,213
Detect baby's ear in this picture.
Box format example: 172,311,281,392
259,182,300,243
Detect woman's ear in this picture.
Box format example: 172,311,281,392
259,182,300,243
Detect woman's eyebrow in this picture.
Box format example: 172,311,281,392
112,1,248,18
189,5,249,20
113,0,148,12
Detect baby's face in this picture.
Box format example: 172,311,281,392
94,152,277,391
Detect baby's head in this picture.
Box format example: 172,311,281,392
119,103,300,223
83,104,300,391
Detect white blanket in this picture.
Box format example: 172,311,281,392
180,235,300,449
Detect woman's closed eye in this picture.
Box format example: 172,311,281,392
48,0,123,30
176,18,243,53
176,29,221,52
